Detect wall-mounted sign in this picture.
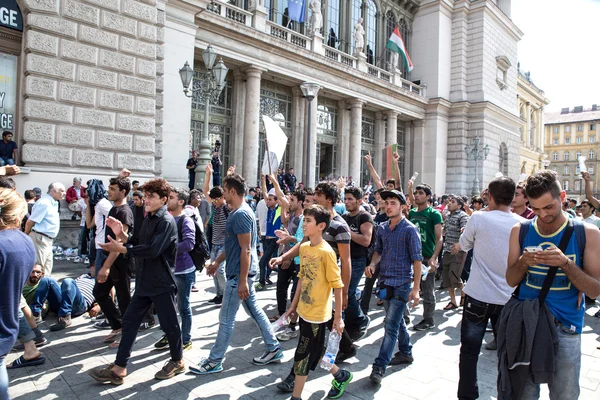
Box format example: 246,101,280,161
0,53,17,130
0,0,23,32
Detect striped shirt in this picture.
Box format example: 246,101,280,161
443,210,469,253
323,214,351,257
75,274,96,310
212,205,229,245
374,218,422,287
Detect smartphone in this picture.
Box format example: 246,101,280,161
525,246,543,253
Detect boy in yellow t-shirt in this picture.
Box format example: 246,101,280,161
282,205,351,400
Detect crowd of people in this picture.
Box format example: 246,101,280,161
1,147,600,400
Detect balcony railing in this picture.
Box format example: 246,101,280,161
266,21,310,50
324,45,357,68
207,0,252,28
367,64,392,83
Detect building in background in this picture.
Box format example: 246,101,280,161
544,105,600,201
516,66,549,177
4,0,522,198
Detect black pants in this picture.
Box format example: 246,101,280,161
276,261,299,315
115,289,182,368
458,295,503,400
360,267,380,315
94,260,132,330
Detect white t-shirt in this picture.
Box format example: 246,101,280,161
459,210,526,305
256,199,267,236
583,214,600,228
77,198,87,227
94,198,112,246
184,205,204,232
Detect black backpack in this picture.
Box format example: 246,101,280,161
177,215,210,272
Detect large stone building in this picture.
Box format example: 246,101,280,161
4,0,523,196
544,105,600,201
516,67,549,176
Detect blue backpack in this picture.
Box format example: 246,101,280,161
87,179,107,208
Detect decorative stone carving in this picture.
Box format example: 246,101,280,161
309,0,322,35
354,17,364,54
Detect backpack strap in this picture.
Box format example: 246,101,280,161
518,219,533,252
538,219,574,305
573,219,586,269
176,215,184,242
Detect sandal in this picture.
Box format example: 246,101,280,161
7,354,46,369
443,302,458,310
88,364,124,385
103,331,122,344
108,339,121,349
377,300,384,306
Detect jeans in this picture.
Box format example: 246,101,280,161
520,323,581,400
346,256,368,331
31,277,87,317
174,271,195,344
94,259,132,330
258,238,279,285
458,295,503,400
210,244,226,296
94,248,107,270
78,225,89,257
276,261,299,315
31,277,61,316
208,275,279,363
17,309,35,343
373,282,412,371
0,356,8,400
0,157,14,166
116,290,182,368
361,267,380,315
421,259,435,323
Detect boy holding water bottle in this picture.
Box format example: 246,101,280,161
281,204,352,400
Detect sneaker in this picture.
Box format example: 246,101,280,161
485,339,497,350
50,315,72,331
266,278,273,285
214,295,223,305
335,345,357,363
183,341,193,351
12,335,47,351
276,327,298,342
191,285,199,293
327,369,353,399
276,373,295,392
254,282,265,291
356,315,371,340
207,296,219,303
189,358,224,375
369,366,385,384
73,256,82,263
93,319,111,329
154,335,169,350
138,321,156,331
33,313,42,324
83,256,90,265
155,359,185,380
413,320,435,331
389,351,414,365
252,348,283,365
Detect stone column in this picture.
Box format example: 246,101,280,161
231,69,246,175
337,100,350,177
525,102,531,146
243,66,266,187
348,99,364,183
386,111,398,147
291,87,305,181
305,93,318,188
374,112,385,175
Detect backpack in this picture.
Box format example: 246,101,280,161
366,222,379,266
518,218,586,265
87,179,107,208
177,215,210,272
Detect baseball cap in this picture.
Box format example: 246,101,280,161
33,187,42,199
380,189,406,205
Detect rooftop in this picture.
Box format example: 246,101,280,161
545,105,600,124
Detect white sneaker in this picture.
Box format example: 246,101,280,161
276,327,298,342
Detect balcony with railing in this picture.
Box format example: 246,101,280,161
266,21,310,50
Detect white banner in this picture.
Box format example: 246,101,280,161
261,115,288,176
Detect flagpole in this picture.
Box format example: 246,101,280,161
265,137,273,177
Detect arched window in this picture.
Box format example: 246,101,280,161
590,150,595,160
384,10,396,70
398,18,411,78
327,0,341,48
365,0,377,65
553,151,558,160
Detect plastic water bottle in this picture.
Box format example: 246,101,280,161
421,265,431,281
410,172,419,182
270,315,289,334
320,331,341,371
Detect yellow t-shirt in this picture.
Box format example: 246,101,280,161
296,240,344,323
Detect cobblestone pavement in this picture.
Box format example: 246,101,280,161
7,260,600,400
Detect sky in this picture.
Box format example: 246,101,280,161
511,0,600,111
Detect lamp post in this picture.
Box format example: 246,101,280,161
179,44,228,188
300,82,320,188
464,135,490,196
542,159,550,170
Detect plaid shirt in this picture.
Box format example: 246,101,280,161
443,210,469,253
374,218,423,287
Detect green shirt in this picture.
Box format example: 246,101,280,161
22,282,39,305
409,206,443,259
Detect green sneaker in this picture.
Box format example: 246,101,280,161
327,370,353,399
154,335,169,350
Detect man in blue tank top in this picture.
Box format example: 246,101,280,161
506,170,600,399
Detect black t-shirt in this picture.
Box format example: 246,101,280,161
211,156,221,175
374,211,389,225
343,210,373,259
187,158,198,176
104,204,134,262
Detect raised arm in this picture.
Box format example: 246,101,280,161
260,175,269,203
203,163,213,196
364,152,384,189
392,151,403,192
269,174,290,211
582,171,600,209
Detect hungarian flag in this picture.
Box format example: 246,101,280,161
386,26,413,72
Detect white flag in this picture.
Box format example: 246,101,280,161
261,115,288,176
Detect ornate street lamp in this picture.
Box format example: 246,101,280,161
464,135,490,196
179,44,229,188
300,82,320,187
542,159,551,170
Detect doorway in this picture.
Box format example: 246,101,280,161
317,142,336,181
